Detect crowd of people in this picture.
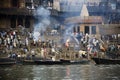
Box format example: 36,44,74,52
81,34,120,58
0,27,119,60
65,32,120,59
0,28,59,60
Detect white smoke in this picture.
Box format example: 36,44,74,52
33,6,51,41
34,7,50,17
63,25,79,45
63,25,73,42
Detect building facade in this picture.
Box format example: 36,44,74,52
0,0,57,30
0,0,120,38
57,0,120,38
0,0,33,29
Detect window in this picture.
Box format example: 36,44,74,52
0,1,4,7
111,3,116,10
73,26,76,32
77,26,80,33
26,3,32,9
11,18,16,28
25,18,30,28
11,0,18,7
18,17,23,26
85,26,89,34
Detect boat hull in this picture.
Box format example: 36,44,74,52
60,59,90,65
20,60,36,65
34,59,90,65
0,58,16,66
92,58,120,65
0,58,90,65
34,60,63,65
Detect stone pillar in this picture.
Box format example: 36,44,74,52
80,24,84,34
89,26,92,37
30,19,34,31
77,26,80,33
75,26,78,33
23,18,25,27
96,25,100,39
76,26,77,33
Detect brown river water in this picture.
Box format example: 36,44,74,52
0,63,120,80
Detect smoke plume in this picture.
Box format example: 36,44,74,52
63,25,80,45
33,6,50,41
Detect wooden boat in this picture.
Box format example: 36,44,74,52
60,59,90,65
0,57,90,65
92,57,120,64
60,59,70,63
34,59,90,65
0,58,16,65
70,60,90,64
20,60,36,65
34,60,63,65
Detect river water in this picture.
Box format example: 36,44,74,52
0,63,120,80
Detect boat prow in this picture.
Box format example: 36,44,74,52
92,57,120,65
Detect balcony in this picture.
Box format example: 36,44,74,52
0,7,34,16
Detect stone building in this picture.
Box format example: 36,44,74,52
0,0,33,30
0,0,120,41
0,0,57,30
64,4,103,38
57,0,120,40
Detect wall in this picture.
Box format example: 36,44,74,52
79,24,100,38
0,0,11,8
100,24,120,35
0,0,25,8
0,18,10,28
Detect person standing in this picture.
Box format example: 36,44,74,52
25,37,29,47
